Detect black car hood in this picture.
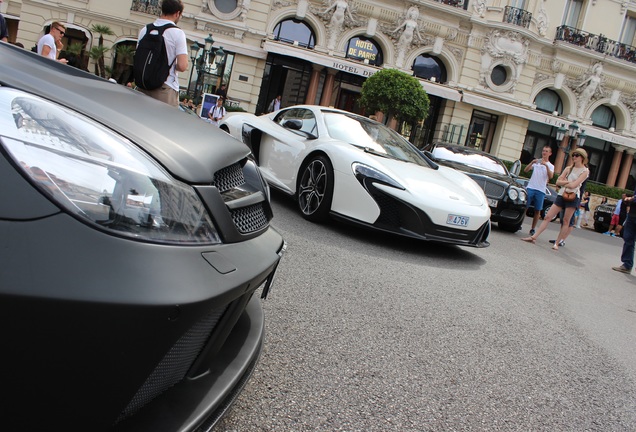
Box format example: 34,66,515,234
0,42,248,184
434,159,516,185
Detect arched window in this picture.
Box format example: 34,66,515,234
345,36,383,66
591,105,616,130
534,89,563,114
412,54,447,83
273,19,316,49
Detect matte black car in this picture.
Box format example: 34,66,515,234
594,203,616,233
423,142,527,232
0,43,285,431
516,178,559,222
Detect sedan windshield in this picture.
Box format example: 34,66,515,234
323,112,428,166
432,146,508,175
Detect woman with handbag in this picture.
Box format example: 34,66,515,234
521,148,589,250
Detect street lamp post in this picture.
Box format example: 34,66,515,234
187,34,225,104
555,120,587,173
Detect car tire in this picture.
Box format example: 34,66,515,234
297,155,334,222
544,204,558,222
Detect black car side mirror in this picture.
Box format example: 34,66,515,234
510,160,521,177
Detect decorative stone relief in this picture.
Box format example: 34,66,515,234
204,0,250,21
479,30,529,93
272,0,295,10
533,73,550,85
624,94,636,133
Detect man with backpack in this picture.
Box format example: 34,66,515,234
134,0,188,107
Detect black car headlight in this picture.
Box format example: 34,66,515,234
508,187,527,203
0,88,221,245
352,162,405,190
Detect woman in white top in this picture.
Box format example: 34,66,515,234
522,148,589,250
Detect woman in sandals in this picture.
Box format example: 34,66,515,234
521,148,589,250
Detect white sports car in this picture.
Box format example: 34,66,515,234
220,105,491,247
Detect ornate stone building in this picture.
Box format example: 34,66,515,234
4,0,636,188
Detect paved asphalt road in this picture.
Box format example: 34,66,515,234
216,192,636,431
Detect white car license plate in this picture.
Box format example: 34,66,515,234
447,214,470,227
487,198,498,207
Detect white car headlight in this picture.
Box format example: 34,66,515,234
0,88,221,245
518,189,527,202
352,162,405,190
508,188,519,200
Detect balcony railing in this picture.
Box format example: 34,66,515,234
555,25,636,64
435,0,469,11
131,0,161,15
503,6,532,28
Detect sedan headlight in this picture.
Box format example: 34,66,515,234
0,88,221,245
508,187,526,202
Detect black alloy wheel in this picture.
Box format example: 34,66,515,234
297,155,334,222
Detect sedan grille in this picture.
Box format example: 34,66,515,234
213,163,245,193
468,175,506,199
231,203,269,234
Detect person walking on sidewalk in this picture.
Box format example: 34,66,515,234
612,194,636,274
523,146,554,236
521,149,589,250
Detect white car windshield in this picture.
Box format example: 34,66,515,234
323,112,428,166
432,145,508,175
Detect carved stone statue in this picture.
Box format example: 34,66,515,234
473,0,486,18
392,6,423,68
535,1,548,37
576,62,603,118
322,0,356,50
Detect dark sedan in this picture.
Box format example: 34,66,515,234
424,142,527,232
0,43,285,430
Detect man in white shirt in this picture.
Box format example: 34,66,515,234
207,97,226,126
137,0,188,107
523,145,554,235
37,22,68,64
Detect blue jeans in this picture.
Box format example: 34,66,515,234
620,215,636,269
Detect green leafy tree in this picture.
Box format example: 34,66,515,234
90,24,115,78
360,68,430,125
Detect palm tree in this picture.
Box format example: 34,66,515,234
112,44,136,83
64,41,86,70
90,24,115,78
89,46,110,77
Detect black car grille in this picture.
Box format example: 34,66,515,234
117,305,229,422
231,203,269,234
213,163,244,193
468,176,506,199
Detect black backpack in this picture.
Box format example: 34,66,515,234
133,23,176,90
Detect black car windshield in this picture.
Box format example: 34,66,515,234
432,146,508,175
323,111,428,166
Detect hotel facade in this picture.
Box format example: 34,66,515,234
4,0,636,189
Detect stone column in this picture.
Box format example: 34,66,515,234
305,65,323,105
617,149,635,189
606,145,625,187
320,69,337,106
